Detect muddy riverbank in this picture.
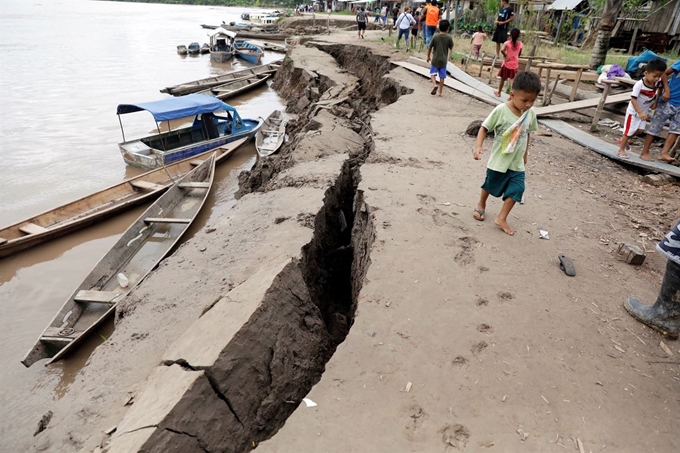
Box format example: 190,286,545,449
22,27,680,453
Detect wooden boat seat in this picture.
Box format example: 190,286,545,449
131,180,165,191
178,182,210,189
0,238,7,245
189,159,203,166
19,223,49,235
144,217,191,224
42,326,77,341
74,290,120,305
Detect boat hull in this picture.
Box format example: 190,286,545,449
210,50,234,63
21,156,216,367
119,119,261,170
256,110,285,157
161,62,280,96
235,51,262,65
197,74,270,101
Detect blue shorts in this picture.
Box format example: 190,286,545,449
430,65,446,79
481,168,525,203
648,101,680,136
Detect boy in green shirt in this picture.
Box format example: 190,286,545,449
426,19,453,97
472,72,541,236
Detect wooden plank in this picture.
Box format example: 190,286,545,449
394,61,502,106
534,92,631,116
42,327,77,340
144,217,191,224
540,119,680,178
74,290,120,304
178,182,210,189
0,238,7,246
19,223,49,235
130,180,165,191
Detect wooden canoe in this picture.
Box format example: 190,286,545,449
160,62,281,96
195,73,271,101
255,110,286,158
0,137,248,259
21,155,216,368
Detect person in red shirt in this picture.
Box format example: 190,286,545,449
494,28,523,98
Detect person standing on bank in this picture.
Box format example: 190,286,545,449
395,6,416,49
424,0,440,47
356,7,367,39
492,0,514,58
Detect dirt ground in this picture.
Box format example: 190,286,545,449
18,25,680,453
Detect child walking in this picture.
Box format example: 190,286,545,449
470,26,486,59
616,58,667,158
356,7,367,39
494,28,523,98
426,19,453,97
473,71,541,236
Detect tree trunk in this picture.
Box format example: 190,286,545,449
589,0,624,69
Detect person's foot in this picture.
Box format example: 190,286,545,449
495,217,515,236
658,153,677,163
473,208,485,221
438,92,443,97
493,90,501,97
639,153,653,161
430,86,438,95
616,151,630,159
617,138,631,151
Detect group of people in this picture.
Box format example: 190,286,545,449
354,1,443,48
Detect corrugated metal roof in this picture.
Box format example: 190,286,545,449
547,0,584,11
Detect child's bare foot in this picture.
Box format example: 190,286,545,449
494,217,515,236
494,90,501,97
658,153,677,163
639,153,653,161
438,92,443,97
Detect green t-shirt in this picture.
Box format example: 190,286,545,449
481,103,538,173
429,33,453,68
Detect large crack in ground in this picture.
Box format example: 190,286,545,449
107,44,410,453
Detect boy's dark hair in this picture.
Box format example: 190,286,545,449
512,71,541,94
438,19,450,32
477,25,483,32
645,58,667,73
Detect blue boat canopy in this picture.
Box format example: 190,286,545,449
117,93,237,122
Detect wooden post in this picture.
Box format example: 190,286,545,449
591,80,615,132
542,67,552,106
554,11,565,44
547,75,561,106
628,26,639,54
570,67,584,102
478,52,485,77
488,55,498,84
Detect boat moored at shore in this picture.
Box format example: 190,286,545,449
117,94,262,170
234,39,264,64
208,27,236,63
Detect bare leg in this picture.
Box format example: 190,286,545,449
494,77,506,97
617,134,631,157
438,77,445,96
430,75,438,94
495,198,516,236
658,133,679,163
474,189,490,221
639,134,655,161
495,41,500,57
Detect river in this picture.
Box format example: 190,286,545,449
0,0,285,449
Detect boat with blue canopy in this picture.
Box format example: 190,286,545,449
234,39,264,64
117,93,261,169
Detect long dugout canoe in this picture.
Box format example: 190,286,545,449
160,62,281,96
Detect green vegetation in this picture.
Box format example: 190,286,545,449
107,0,299,7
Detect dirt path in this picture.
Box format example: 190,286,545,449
22,27,679,453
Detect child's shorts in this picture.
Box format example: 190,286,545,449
622,112,646,137
482,168,525,203
430,65,446,79
472,44,481,55
498,65,518,79
648,101,680,136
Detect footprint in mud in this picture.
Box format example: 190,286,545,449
477,324,492,333
416,193,437,205
441,424,470,450
476,297,489,307
452,356,469,367
478,266,489,273
471,341,488,355
404,404,428,442
497,291,514,301
454,236,481,266
418,208,470,231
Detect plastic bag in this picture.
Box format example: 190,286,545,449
499,111,529,155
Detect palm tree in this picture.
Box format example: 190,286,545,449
589,0,624,69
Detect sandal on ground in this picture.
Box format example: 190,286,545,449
430,86,438,95
616,151,630,159
558,254,576,277
473,208,485,221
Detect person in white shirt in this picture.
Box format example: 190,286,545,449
394,6,416,50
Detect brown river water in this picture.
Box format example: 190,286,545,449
0,0,285,447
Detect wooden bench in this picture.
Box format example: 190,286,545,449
42,326,77,340
537,63,592,104
144,217,191,224
178,182,210,189
74,290,121,305
19,223,49,235
131,180,165,191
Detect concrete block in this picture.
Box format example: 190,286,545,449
617,243,646,265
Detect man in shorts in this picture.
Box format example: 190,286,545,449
356,7,367,39
640,59,680,164
492,0,514,57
